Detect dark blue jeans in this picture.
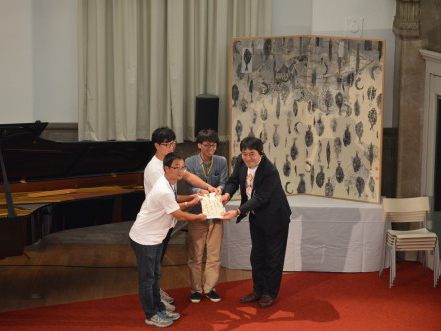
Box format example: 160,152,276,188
130,238,166,319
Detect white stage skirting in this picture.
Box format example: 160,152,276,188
221,195,384,273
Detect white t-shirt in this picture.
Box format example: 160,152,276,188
144,156,165,196
129,176,180,245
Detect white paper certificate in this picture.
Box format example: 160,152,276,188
200,193,226,219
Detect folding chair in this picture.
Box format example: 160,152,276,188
379,197,440,288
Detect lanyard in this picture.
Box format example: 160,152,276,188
167,180,177,201
200,158,213,181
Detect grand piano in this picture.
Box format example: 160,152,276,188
0,122,155,259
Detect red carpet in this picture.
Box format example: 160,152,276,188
1,262,441,331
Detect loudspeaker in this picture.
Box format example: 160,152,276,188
195,94,219,137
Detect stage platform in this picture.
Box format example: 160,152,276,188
221,195,384,273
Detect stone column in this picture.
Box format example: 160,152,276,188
393,0,425,197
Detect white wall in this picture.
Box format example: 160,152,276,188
0,0,34,123
272,0,312,35
33,0,78,123
0,0,77,124
311,0,395,32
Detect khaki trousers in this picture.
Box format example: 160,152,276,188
187,220,223,294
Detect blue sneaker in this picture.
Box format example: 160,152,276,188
160,310,180,321
145,312,173,328
160,288,174,304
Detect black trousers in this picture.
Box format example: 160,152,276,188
160,227,174,263
249,214,289,298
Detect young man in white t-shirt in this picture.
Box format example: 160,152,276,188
130,152,206,328
144,127,221,307
144,127,222,196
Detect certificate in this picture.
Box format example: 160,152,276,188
200,193,226,219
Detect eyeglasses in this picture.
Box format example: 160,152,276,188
202,143,217,149
160,140,177,148
169,166,187,171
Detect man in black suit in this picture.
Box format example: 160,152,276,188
221,137,291,308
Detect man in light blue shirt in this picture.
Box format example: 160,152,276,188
185,129,228,303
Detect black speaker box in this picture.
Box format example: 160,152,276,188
195,94,219,137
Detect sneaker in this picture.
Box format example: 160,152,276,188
145,312,173,328
190,292,202,303
161,299,176,312
160,288,174,304
160,310,180,321
205,290,221,302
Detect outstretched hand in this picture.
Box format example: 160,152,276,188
197,213,207,221
220,210,238,221
220,193,231,205
208,186,223,196
199,189,209,196
188,195,201,207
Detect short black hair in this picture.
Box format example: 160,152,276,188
240,137,264,155
196,129,219,144
163,152,183,169
152,127,176,144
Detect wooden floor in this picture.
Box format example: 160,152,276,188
0,243,252,312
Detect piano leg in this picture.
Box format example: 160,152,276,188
28,206,53,252
42,206,53,238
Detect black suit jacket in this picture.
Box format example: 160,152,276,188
224,154,291,235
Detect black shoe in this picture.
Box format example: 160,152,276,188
190,292,202,303
205,290,221,302
240,291,261,304
259,294,274,308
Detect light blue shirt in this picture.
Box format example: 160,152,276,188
185,154,228,194
185,154,228,217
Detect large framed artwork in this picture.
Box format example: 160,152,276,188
229,36,385,203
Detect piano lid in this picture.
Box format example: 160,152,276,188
0,123,155,184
